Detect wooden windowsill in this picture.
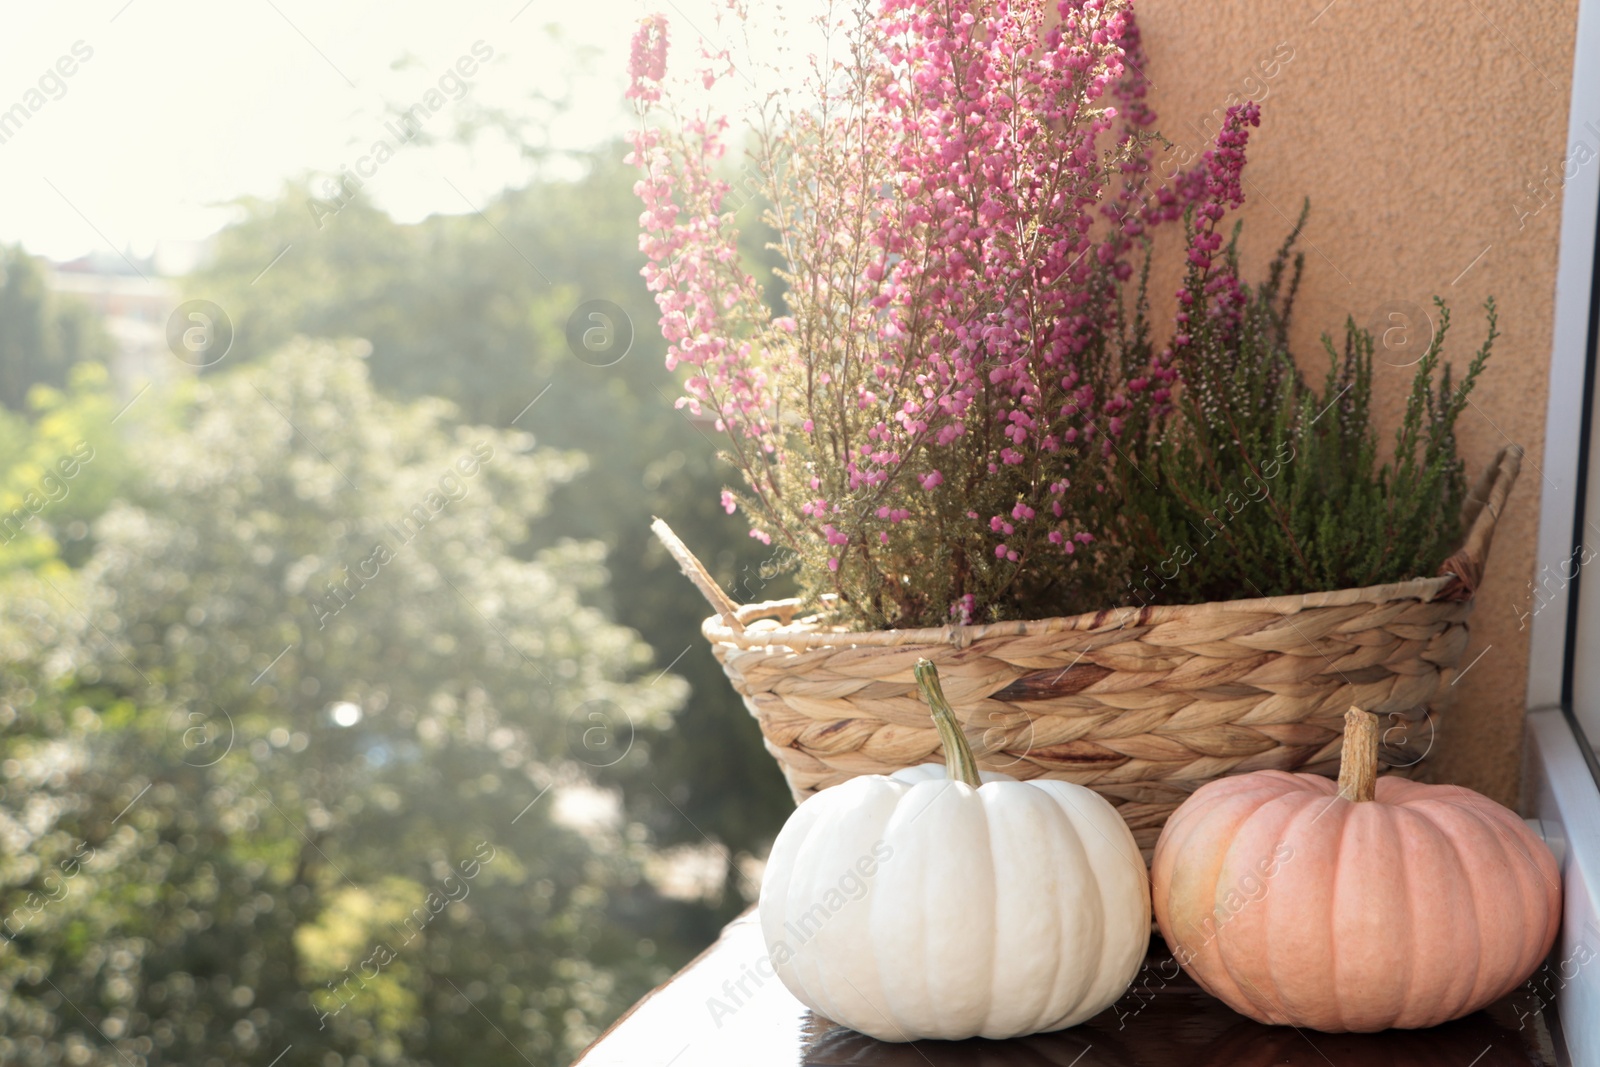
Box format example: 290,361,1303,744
575,907,1566,1066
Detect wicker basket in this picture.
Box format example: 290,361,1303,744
655,445,1521,861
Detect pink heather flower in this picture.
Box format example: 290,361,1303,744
749,529,771,544
627,0,1249,628
949,593,977,625
720,489,737,514
626,16,669,103
1170,101,1261,362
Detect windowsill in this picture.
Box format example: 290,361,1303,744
1526,707,1600,1066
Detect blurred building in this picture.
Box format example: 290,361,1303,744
47,249,177,392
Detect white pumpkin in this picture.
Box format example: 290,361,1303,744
757,660,1150,1042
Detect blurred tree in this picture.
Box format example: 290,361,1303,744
0,362,131,570
0,246,112,412
190,148,794,915
0,342,705,1065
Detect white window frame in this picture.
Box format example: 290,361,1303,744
1531,0,1600,718
1526,0,1600,1059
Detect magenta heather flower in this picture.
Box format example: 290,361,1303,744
1170,101,1261,366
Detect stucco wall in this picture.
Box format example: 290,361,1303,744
1137,0,1581,804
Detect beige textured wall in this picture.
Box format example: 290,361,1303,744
1136,0,1580,804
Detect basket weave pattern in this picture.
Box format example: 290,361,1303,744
663,446,1521,861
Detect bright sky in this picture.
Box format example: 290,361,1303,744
0,0,756,269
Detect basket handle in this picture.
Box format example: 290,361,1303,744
1436,444,1522,600
650,518,746,632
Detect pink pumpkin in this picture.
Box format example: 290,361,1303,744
1151,707,1561,1032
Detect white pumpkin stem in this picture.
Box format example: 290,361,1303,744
1337,706,1380,803
914,659,983,789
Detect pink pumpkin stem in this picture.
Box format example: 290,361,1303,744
1336,706,1380,803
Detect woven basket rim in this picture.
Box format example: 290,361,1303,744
695,443,1523,652
702,571,1460,649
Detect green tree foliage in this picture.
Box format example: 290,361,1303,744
0,246,112,412
0,362,130,570
191,148,793,893
0,342,703,1064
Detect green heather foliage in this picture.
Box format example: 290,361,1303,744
1113,210,1495,608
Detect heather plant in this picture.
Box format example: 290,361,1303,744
628,0,1223,629
628,0,1487,631
1113,204,1495,607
